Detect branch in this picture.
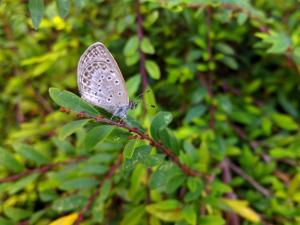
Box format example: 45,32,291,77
28,83,53,114
220,158,240,225
136,0,148,93
229,161,271,197
73,154,123,225
0,157,87,183
74,111,201,177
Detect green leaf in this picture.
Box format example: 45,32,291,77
272,113,298,131
144,11,159,27
123,139,138,159
120,206,145,225
4,207,32,222
99,180,111,202
230,110,254,125
125,52,140,66
150,111,173,141
0,217,13,225
84,125,114,149
87,153,114,164
159,129,180,154
141,37,155,54
198,215,225,225
184,105,207,123
80,164,108,175
183,205,197,225
270,148,295,159
126,74,141,98
59,119,90,140
216,43,235,55
0,147,24,173
263,32,290,54
150,162,181,189
49,88,99,116
9,173,39,195
28,0,44,29
222,198,261,223
60,177,98,191
56,0,70,18
52,137,75,155
145,60,161,79
220,56,238,70
237,12,248,25
52,195,86,213
124,36,139,56
146,200,182,222
292,47,300,64
144,86,157,115
13,144,49,166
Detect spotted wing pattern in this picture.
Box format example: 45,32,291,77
77,42,129,114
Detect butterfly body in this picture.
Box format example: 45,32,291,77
77,42,133,118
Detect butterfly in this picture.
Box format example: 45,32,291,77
77,42,135,119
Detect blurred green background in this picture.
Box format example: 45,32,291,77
1,0,300,225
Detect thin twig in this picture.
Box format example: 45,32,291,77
73,154,123,225
229,161,271,197
136,0,148,93
28,83,53,114
0,157,87,183
75,111,201,177
17,220,29,225
221,158,240,225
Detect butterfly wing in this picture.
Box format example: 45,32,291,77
77,42,129,114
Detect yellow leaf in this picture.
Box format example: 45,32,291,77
222,198,260,223
49,213,78,225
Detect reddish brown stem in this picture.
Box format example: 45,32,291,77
73,154,123,225
136,0,148,93
75,111,201,177
229,161,270,197
221,158,240,225
0,157,87,183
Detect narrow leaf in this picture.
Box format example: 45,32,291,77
49,213,78,225
124,139,138,159
13,144,49,166
150,111,172,141
49,88,99,116
59,119,90,140
59,177,98,191
84,125,114,149
141,37,155,54
222,198,261,223
52,195,86,213
56,0,70,18
28,0,44,29
124,36,139,56
145,60,161,79
0,147,24,173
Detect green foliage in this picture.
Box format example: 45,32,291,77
1,0,300,225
